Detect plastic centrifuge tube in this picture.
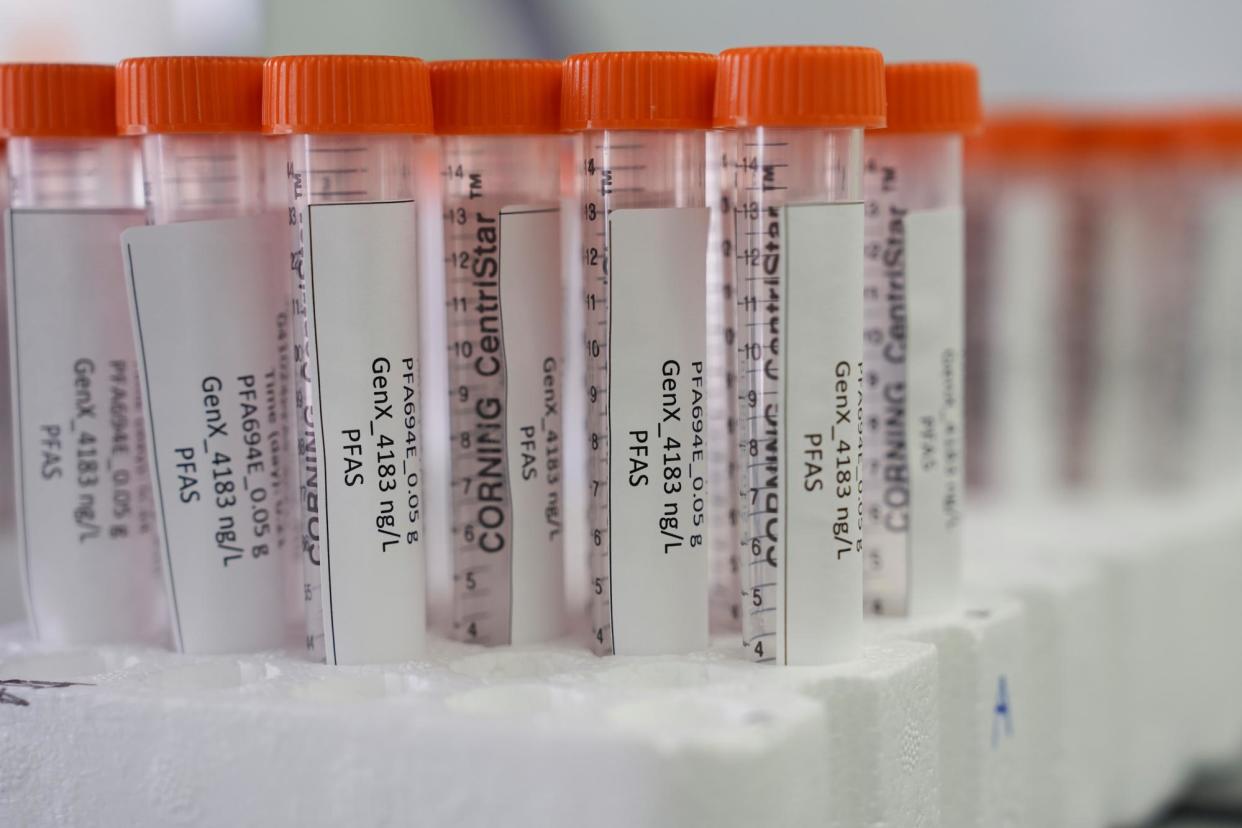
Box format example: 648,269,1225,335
1184,114,1242,482
716,46,884,665
973,114,1073,496
117,56,294,654
861,63,981,617
1080,118,1191,491
431,59,567,646
564,51,716,656
0,63,163,645
264,55,431,665
0,135,17,624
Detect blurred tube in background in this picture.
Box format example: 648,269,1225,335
967,107,1242,502
1075,117,1194,491
1181,113,1242,486
965,114,1074,499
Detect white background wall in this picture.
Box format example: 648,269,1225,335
0,0,1239,106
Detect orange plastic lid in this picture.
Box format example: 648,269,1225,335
117,56,264,135
714,46,885,129
1070,114,1183,159
0,63,117,138
431,59,560,135
969,111,1073,162
883,62,981,134
1181,110,1242,158
561,51,716,131
263,55,433,135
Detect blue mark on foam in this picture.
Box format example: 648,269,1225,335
992,674,1013,748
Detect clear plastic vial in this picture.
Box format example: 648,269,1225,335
0,135,10,612
1079,118,1193,492
0,136,20,625
1183,114,1242,483
716,46,883,665
1,63,161,644
117,56,295,654
264,55,432,665
861,63,981,617
431,59,567,646
564,51,716,656
971,114,1074,497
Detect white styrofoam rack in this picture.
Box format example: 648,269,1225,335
3,485,1241,828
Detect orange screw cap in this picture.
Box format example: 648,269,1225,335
561,51,717,132
431,59,561,136
0,63,117,138
117,56,264,135
262,55,433,135
714,46,885,130
883,62,981,134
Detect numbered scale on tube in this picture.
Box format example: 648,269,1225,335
729,133,864,664
706,132,743,632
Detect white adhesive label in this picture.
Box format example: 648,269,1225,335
781,203,863,665
904,207,965,615
446,204,564,646
123,214,292,654
7,208,162,644
305,200,424,665
498,207,565,644
608,207,709,656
